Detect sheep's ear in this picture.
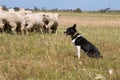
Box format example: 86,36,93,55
72,24,76,29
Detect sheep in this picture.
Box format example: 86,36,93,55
2,8,32,35
0,12,6,33
0,6,3,12
0,6,2,9
43,13,59,33
18,8,32,15
0,7,59,35
4,10,25,35
0,20,4,33
8,8,15,13
21,13,45,35
0,7,9,33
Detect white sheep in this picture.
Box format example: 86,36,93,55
8,8,15,13
18,8,32,15
2,8,32,35
43,13,59,33
0,12,6,33
0,6,3,12
0,6,7,13
4,10,25,35
21,13,45,35
0,7,59,35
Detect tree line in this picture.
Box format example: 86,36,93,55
1,5,82,12
1,5,120,13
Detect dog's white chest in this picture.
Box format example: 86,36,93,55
71,36,82,59
72,35,82,45
72,39,76,44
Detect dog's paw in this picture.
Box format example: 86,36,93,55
73,54,77,58
73,54,80,59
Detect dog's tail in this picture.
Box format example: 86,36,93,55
98,52,103,59
96,51,103,59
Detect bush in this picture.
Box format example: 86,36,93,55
73,8,82,12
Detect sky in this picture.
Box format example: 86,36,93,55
0,0,120,11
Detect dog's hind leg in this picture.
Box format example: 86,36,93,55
76,46,81,59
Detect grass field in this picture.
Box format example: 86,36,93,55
0,12,120,80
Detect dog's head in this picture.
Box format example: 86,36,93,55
64,24,77,36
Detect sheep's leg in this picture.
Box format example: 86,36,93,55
22,28,27,35
44,25,50,33
26,25,32,35
39,23,45,34
25,28,29,35
21,27,25,35
21,23,26,35
51,22,58,34
42,25,47,34
0,22,4,33
46,21,54,34
0,28,3,33
10,22,17,35
40,27,43,34
21,29,25,35
0,28,4,33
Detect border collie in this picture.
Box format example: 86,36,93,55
64,24,103,59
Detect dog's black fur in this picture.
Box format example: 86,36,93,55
64,24,103,58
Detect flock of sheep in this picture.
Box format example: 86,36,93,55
0,6,59,35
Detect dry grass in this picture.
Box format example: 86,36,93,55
59,12,120,27
0,12,120,80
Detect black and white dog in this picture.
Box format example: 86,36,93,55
64,24,103,59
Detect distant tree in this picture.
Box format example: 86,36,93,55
99,7,111,13
41,7,46,11
2,5,8,11
69,9,73,12
34,6,40,11
51,8,58,11
14,7,20,11
73,8,82,12
25,8,32,11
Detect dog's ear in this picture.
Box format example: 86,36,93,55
72,24,76,29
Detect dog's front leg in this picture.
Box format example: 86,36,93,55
76,46,81,59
